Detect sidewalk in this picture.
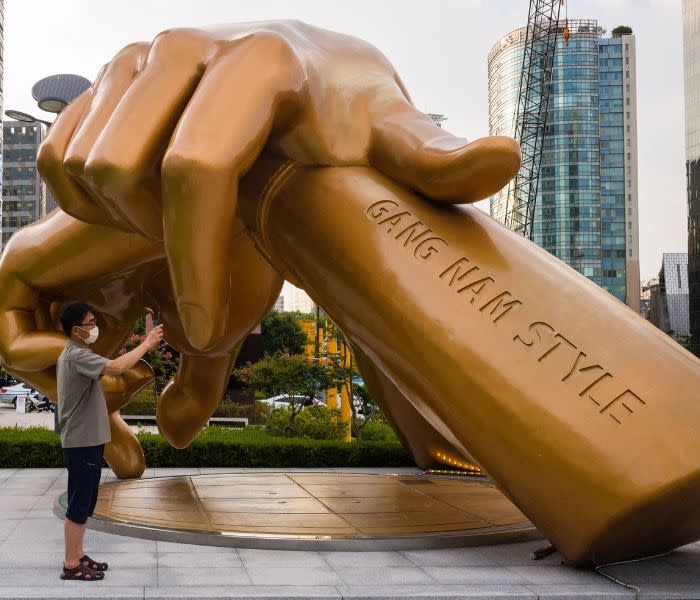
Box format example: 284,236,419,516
1,467,699,599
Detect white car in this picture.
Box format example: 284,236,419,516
0,383,42,407
261,394,325,410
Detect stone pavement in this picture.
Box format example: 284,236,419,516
1,467,699,599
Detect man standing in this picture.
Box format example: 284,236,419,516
57,302,163,581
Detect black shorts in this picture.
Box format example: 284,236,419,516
62,444,104,525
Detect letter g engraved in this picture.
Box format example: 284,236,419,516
414,237,448,260
366,200,399,220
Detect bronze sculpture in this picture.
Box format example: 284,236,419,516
1,21,699,566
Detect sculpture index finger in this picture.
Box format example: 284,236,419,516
161,34,304,351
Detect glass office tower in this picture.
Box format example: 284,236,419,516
488,20,640,310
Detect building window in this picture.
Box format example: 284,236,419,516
628,222,632,230
625,43,629,51
626,125,631,133
628,235,632,244
628,207,632,215
629,249,633,257
626,56,629,64
626,98,630,106
626,70,630,79
626,111,630,119
628,194,632,201
627,152,631,160
627,180,632,188
626,84,630,92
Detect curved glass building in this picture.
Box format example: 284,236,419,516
488,20,640,310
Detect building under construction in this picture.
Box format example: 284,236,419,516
488,19,640,311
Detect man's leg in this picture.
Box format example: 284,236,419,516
64,517,87,568
80,444,105,560
62,447,93,568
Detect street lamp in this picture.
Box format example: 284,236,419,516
4,110,52,127
4,74,91,129
31,74,91,114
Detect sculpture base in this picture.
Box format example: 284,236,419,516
53,472,539,550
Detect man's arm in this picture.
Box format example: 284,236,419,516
102,324,163,376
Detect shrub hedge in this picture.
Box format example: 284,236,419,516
0,425,413,469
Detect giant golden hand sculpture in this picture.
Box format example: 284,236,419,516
1,20,699,567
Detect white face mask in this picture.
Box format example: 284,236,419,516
77,325,99,345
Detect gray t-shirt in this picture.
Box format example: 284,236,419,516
57,339,110,448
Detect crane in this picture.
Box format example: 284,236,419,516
503,0,565,239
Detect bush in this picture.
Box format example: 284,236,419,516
358,421,400,443
266,406,346,440
0,427,66,467
137,426,412,468
121,386,157,415
0,426,413,469
213,401,272,425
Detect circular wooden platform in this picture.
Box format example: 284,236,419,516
54,472,539,550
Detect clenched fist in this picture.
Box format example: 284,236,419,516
38,20,520,352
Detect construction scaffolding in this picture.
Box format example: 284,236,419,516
503,0,563,239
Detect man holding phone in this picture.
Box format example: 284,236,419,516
57,302,163,581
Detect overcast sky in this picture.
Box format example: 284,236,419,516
2,0,684,279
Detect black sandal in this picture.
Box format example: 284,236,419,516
60,562,104,581
80,554,108,571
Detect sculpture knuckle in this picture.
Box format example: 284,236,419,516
83,154,134,192
36,142,60,176
151,28,200,55
249,32,295,58
162,151,213,182
108,42,150,72
118,41,150,57
62,149,86,177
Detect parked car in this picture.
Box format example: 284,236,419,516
262,393,368,416
261,394,325,410
0,383,43,407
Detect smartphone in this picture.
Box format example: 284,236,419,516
145,308,161,333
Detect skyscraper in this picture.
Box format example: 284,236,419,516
645,253,690,350
281,281,316,314
1,120,50,250
488,20,640,311
683,0,700,356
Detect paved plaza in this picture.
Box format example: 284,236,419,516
1,467,699,599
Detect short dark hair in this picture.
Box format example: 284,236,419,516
59,302,93,337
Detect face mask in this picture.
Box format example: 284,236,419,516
78,325,99,345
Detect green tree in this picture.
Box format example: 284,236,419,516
324,319,385,440
261,311,309,355
612,25,633,35
233,351,341,434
